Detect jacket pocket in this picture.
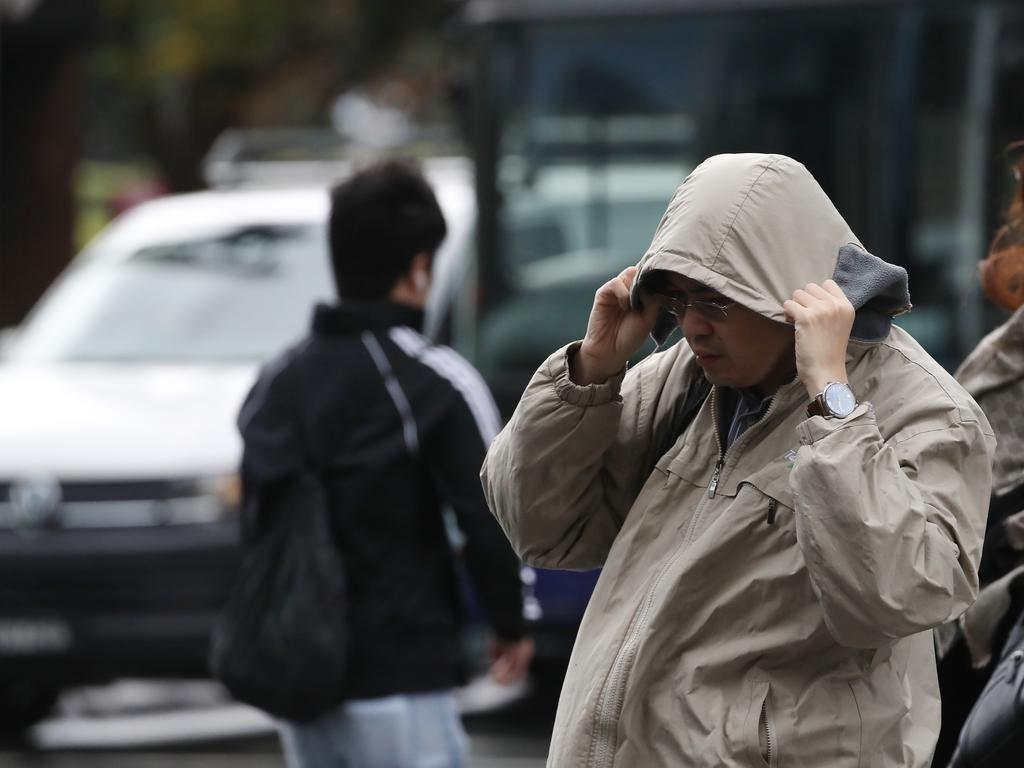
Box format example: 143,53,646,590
746,680,778,768
736,468,794,516
733,482,797,547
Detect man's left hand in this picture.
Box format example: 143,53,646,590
783,279,855,399
488,636,535,685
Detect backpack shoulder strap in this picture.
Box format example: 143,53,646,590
360,330,420,458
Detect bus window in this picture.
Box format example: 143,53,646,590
463,1,1024,408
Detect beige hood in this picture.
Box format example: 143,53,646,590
630,153,911,344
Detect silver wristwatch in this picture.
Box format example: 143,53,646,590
807,382,857,419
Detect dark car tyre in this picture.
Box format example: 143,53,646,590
0,681,61,733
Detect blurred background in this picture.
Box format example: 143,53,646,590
0,0,1022,765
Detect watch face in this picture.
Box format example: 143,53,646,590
824,383,857,418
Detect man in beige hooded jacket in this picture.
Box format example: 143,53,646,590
482,154,995,767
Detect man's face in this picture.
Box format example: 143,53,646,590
657,275,796,396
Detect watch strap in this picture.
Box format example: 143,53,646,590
807,394,826,418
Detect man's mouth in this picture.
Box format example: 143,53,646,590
692,350,724,370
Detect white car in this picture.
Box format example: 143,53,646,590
0,157,475,729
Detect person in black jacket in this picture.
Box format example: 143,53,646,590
239,160,533,768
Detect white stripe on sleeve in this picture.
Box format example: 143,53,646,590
389,327,501,443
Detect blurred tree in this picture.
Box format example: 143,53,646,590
0,0,99,329
1,0,457,326
93,0,455,191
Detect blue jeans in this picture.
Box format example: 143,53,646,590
278,690,470,768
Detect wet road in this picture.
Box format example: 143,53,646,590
0,676,555,767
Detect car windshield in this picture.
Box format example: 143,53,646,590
7,224,333,363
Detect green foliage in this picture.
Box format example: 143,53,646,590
86,0,455,188
95,0,447,94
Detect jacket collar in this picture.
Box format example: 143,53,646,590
312,301,424,336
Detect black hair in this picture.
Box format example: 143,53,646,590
327,159,447,299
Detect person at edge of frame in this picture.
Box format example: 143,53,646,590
936,141,1024,767
482,152,994,767
241,159,534,768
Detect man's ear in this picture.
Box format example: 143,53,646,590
631,269,676,346
410,252,432,293
412,268,428,293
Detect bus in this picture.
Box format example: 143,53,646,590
450,0,1024,408
443,0,1024,663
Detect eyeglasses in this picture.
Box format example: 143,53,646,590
648,291,736,321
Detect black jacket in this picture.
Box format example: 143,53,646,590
237,301,525,700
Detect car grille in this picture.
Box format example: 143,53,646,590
0,479,230,530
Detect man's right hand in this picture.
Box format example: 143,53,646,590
571,266,659,385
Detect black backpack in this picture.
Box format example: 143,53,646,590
209,470,350,721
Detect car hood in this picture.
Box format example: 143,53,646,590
0,364,257,480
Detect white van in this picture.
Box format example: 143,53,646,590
0,157,475,728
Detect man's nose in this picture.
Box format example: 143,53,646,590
680,308,713,338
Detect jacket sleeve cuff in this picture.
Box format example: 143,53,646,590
492,615,528,643
547,341,626,407
797,401,875,445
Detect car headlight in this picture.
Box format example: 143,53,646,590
202,473,241,512
169,473,241,525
